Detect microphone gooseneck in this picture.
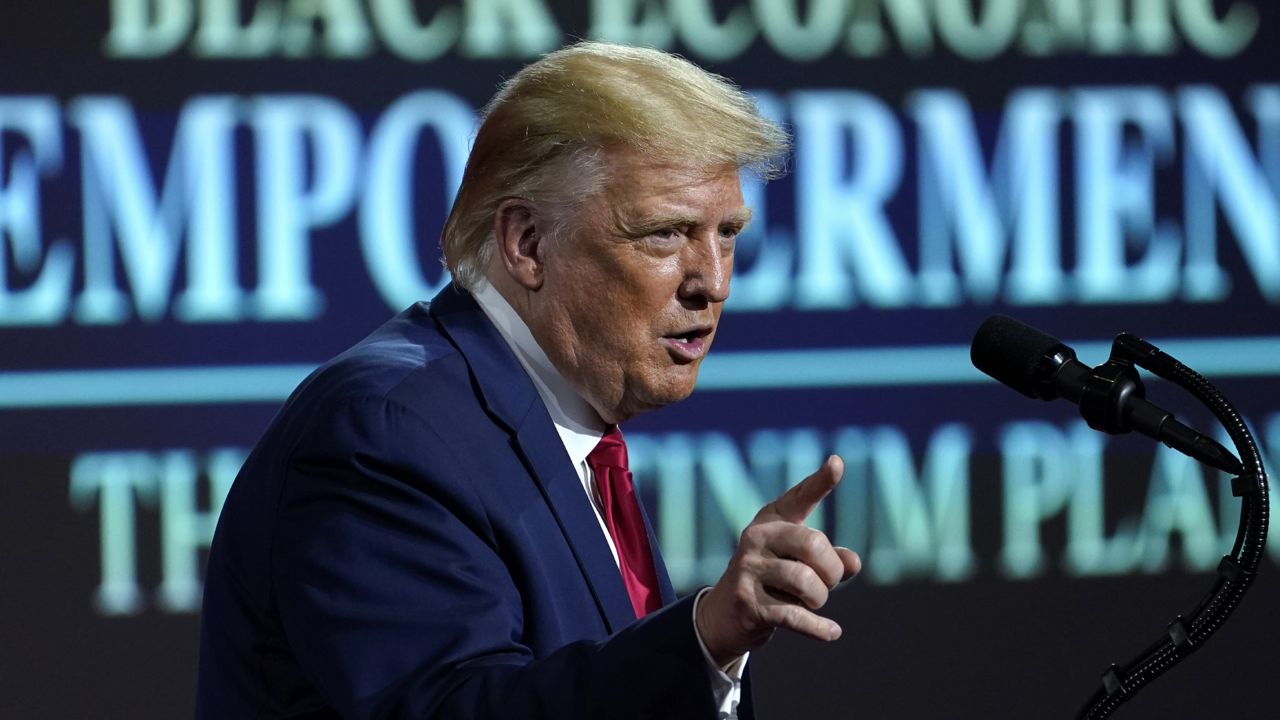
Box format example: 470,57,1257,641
970,314,1268,719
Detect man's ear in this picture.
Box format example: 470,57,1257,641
493,198,546,291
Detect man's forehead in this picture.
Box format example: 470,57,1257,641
608,183,750,230
604,155,744,204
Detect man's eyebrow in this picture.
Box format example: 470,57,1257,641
724,207,753,226
616,208,754,235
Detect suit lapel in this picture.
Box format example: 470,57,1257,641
512,412,640,631
428,284,639,633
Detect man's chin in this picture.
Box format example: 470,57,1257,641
600,365,703,422
634,378,699,414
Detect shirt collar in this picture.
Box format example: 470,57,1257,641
471,280,606,467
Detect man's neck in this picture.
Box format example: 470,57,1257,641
470,279,607,443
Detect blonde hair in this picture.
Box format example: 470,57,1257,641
440,41,790,289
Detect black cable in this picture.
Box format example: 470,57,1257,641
1076,335,1269,719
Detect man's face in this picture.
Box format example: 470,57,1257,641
530,149,749,424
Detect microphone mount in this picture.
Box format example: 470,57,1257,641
1070,334,1242,476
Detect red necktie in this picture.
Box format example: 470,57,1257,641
588,426,662,618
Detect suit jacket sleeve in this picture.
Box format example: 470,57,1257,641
270,393,721,720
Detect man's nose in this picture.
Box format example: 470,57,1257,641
678,233,731,305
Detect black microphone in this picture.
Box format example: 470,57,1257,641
971,314,1242,475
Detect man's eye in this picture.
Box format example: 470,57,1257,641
648,227,682,244
719,226,741,248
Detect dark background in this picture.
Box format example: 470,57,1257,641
2,2,1278,718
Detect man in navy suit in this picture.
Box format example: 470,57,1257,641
197,42,861,719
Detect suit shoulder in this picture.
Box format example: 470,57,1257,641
299,302,469,412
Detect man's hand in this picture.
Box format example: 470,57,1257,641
695,455,861,666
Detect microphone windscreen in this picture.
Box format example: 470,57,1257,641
970,315,1069,399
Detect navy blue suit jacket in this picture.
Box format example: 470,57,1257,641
197,284,751,719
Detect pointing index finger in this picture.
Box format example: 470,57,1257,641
771,455,843,524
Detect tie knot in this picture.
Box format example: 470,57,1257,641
588,425,628,471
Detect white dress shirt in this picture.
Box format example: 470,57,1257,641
472,280,746,718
